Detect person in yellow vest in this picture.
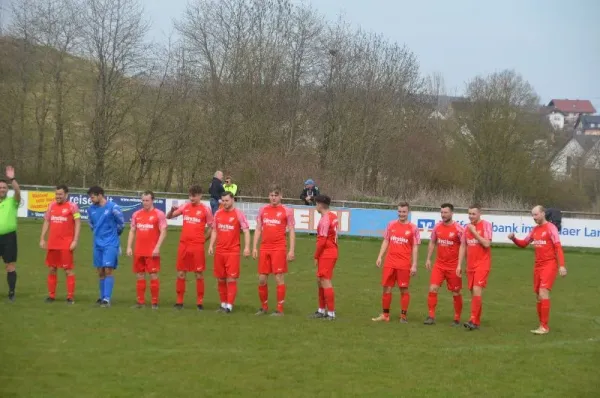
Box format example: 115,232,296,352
223,176,239,200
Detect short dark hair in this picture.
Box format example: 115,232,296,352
469,203,482,211
441,203,454,211
189,185,202,195
142,190,155,199
56,185,69,193
87,186,104,196
221,191,234,199
269,185,282,195
0,179,8,187
315,194,331,207
397,201,410,209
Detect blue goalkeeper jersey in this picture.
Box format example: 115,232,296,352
88,201,124,248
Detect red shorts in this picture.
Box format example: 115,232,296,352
214,253,241,279
534,266,558,293
381,267,411,288
45,249,74,269
176,244,206,272
316,258,337,280
133,256,160,274
467,267,490,290
258,250,287,275
430,265,462,292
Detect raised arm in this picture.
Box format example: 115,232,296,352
6,166,20,204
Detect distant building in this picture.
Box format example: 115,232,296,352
545,99,596,130
574,115,600,136
551,135,600,178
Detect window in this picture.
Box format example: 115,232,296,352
591,123,596,128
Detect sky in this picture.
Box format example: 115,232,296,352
2,0,599,111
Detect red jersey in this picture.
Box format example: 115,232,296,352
44,201,81,250
212,208,250,254
314,211,338,260
461,220,493,270
430,221,463,270
256,204,295,251
176,202,213,245
131,208,167,257
514,222,564,268
383,220,420,269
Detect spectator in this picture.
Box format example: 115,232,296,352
223,176,239,199
208,171,225,214
300,179,320,206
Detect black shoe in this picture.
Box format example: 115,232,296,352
8,291,15,302
95,298,102,305
45,297,56,303
323,314,336,321
309,311,327,319
66,298,75,305
451,320,461,327
464,321,480,331
196,304,204,311
423,316,436,325
173,303,183,310
100,299,110,308
224,308,232,314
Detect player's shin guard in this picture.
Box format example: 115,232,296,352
401,293,410,316
536,301,542,321
276,284,286,313
150,279,159,305
258,284,269,310
318,287,326,313
176,278,186,305
217,280,227,307
226,281,237,307
48,274,58,299
103,275,115,301
428,292,438,318
382,292,392,313
471,295,482,325
324,287,335,313
136,279,146,304
540,299,550,329
453,295,463,321
195,278,205,305
66,275,75,300
98,278,105,299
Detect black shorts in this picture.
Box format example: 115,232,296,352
0,231,17,264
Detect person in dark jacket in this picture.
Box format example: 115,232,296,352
300,179,320,206
208,171,225,214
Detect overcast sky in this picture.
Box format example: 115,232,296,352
2,0,599,111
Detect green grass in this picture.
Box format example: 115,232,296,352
1,221,599,397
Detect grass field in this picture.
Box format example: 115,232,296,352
1,220,599,397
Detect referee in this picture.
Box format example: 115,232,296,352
0,166,21,302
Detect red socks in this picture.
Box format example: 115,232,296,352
540,299,550,329
453,295,463,321
259,284,269,310
218,280,227,305
428,292,438,318
226,281,237,306
323,287,335,312
47,274,57,299
176,278,186,305
66,275,75,300
401,292,410,315
150,279,159,305
318,287,326,310
471,295,482,325
382,292,392,312
136,279,146,304
276,284,286,313
196,278,205,305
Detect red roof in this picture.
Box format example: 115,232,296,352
548,99,596,114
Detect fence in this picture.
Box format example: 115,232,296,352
12,186,600,248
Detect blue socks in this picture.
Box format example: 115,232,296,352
103,275,115,301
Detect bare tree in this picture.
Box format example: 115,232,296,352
80,0,150,184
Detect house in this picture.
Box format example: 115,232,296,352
574,115,600,136
551,135,600,178
545,99,596,130
422,95,466,120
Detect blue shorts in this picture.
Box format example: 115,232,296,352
93,246,120,269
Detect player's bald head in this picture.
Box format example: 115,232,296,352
531,205,546,225
532,205,545,214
